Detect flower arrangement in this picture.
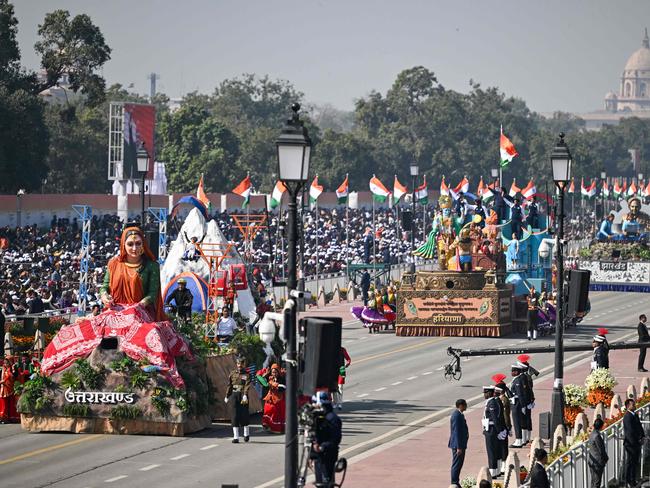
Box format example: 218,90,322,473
585,368,617,407
586,388,615,408
519,466,528,483
564,384,589,407
460,476,476,488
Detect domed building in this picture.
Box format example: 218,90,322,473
581,29,650,129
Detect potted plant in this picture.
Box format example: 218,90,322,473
585,368,617,408
563,384,588,427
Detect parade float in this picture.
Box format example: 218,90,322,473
18,208,269,436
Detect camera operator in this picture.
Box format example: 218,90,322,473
310,391,342,487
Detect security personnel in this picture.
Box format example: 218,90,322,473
311,391,342,486
592,329,610,370
526,196,539,229
165,278,193,322
517,354,538,445
509,362,531,448
493,375,512,474
526,287,539,341
510,198,524,239
225,356,252,443
482,385,505,479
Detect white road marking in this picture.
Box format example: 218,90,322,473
357,393,369,398
105,475,128,483
406,376,418,380
391,381,402,386
422,371,433,375
374,387,386,392
170,454,190,461
140,464,160,471
200,444,219,450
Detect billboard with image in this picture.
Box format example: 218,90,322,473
108,102,156,180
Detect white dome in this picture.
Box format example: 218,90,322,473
624,29,650,72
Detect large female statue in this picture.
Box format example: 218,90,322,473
41,227,192,388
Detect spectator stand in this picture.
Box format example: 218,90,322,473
72,205,92,316
195,242,233,338
148,207,168,264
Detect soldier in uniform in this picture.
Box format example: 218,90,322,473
509,362,531,448
591,328,610,370
482,384,507,479
492,374,512,475
225,356,252,443
517,354,539,446
526,287,539,340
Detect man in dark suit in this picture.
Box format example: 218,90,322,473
638,314,650,372
588,418,608,488
529,448,550,488
623,398,645,487
448,398,469,488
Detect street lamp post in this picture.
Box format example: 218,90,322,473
600,171,607,220
550,132,572,434
490,167,499,188
16,189,26,228
638,173,644,195
409,164,419,274
276,103,311,488
137,142,150,227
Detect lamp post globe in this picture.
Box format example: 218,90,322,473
549,132,573,435
136,142,150,226
275,103,310,488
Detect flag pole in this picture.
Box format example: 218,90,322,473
346,197,350,283
372,193,376,285
315,197,319,295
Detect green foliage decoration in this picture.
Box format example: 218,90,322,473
109,405,142,421
62,403,91,417
15,374,55,414
74,359,106,390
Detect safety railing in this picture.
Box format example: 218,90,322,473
542,403,650,487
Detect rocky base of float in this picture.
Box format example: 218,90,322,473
396,270,513,337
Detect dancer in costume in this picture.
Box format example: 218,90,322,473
41,226,192,388
0,358,18,423
258,363,286,433
333,347,352,410
226,356,252,443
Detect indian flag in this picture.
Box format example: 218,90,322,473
602,180,610,199
627,181,638,197
477,177,486,197
509,179,521,198
196,174,212,211
500,126,519,168
415,175,428,204
232,175,252,208
450,176,469,200
521,179,536,200
336,175,349,204
567,179,575,194
440,176,450,196
581,179,597,198
393,175,408,204
482,185,494,202
270,181,286,209
369,175,390,203
644,181,650,198
309,175,324,205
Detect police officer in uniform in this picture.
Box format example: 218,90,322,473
165,278,194,322
509,362,531,448
225,356,252,443
493,375,512,475
482,385,506,479
311,391,342,486
591,329,609,370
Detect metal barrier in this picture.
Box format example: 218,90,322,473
540,403,650,487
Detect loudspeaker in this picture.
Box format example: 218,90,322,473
538,411,551,439
564,269,591,318
299,317,342,395
401,211,413,232
145,229,159,260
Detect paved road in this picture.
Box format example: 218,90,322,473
0,291,646,488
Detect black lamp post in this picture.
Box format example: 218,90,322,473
276,103,311,488
600,171,607,220
16,188,26,228
550,132,572,435
136,142,150,227
409,164,419,274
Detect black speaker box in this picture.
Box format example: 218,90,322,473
565,269,591,318
401,211,413,232
299,317,342,395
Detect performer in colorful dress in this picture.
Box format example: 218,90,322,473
226,356,252,443
0,357,18,423
333,347,352,410
41,226,192,388
259,363,285,433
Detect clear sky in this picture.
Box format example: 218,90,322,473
12,0,650,114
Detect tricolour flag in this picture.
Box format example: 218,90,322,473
369,175,390,203
602,180,610,199
196,174,212,211
440,176,450,196
500,126,519,168
521,179,536,200
581,178,597,198
644,182,650,198
270,181,286,209
477,177,486,197
627,181,638,197
415,175,428,204
450,176,469,200
336,175,349,204
309,175,324,204
509,179,521,198
482,185,494,202
613,180,622,198
393,176,408,204
232,175,252,208
568,179,575,194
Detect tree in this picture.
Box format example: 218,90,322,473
35,9,111,106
